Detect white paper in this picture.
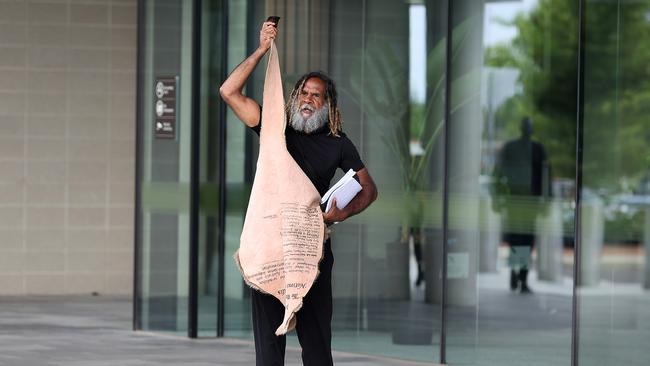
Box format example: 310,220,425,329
321,169,362,212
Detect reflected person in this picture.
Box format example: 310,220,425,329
492,117,551,294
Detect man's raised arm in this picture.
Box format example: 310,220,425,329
219,21,278,127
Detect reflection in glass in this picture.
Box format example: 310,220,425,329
330,0,443,361
579,1,650,365
446,1,576,365
492,117,551,294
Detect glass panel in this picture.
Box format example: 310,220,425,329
329,1,443,362
221,0,445,362
136,0,195,334
578,1,650,365
445,1,576,365
196,0,227,337
222,0,254,338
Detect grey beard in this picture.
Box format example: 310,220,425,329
289,104,329,134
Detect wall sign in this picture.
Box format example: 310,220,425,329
154,76,178,139
447,252,469,279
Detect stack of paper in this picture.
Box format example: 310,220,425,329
321,169,362,212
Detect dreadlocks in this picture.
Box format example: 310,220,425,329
285,71,343,137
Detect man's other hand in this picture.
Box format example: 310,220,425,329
323,198,347,225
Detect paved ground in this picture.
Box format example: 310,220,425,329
0,296,437,366
1,270,648,366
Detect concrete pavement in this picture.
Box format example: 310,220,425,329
0,296,436,366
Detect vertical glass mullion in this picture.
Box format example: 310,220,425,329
572,0,586,363
215,0,229,338
134,0,145,331
188,0,201,339
440,0,452,362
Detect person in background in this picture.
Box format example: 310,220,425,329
492,117,551,294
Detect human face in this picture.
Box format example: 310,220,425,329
298,77,326,119
289,102,329,134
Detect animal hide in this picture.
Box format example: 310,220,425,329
234,41,325,335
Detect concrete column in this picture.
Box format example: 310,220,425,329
643,206,650,289
536,201,563,282
479,196,500,273
444,0,484,307
579,198,604,287
424,228,443,304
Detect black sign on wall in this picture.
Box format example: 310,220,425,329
154,77,178,139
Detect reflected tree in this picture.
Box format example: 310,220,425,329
485,0,650,192
344,17,479,236
484,0,578,180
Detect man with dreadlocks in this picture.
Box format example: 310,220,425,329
220,20,378,366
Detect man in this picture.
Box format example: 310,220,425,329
219,20,378,366
492,117,551,294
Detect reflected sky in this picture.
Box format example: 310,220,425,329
409,1,539,103
483,1,537,46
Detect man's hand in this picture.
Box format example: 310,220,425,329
323,198,347,225
259,21,278,53
220,20,280,128
322,168,379,226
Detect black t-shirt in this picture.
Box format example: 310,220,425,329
250,118,365,197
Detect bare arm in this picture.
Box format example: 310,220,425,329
323,168,378,225
219,21,277,127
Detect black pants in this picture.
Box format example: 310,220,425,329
252,239,334,366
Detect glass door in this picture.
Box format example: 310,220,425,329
135,0,196,334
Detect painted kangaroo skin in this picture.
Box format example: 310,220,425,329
235,41,325,336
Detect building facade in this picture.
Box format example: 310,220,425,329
0,0,136,295
1,0,648,365
134,0,650,364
